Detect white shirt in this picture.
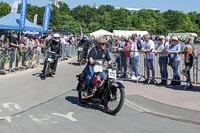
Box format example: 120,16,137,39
130,42,139,57
142,40,155,59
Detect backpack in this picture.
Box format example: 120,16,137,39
136,39,142,51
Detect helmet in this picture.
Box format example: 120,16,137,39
53,33,60,42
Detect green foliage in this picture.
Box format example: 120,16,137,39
0,2,200,35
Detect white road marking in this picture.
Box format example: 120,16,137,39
125,99,150,113
0,116,12,123
2,103,22,111
29,115,43,123
52,112,78,122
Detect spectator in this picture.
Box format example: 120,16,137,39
141,34,155,83
155,36,169,86
168,36,181,86
19,36,28,67
129,37,140,80
0,31,10,74
9,32,19,69
117,38,127,78
181,45,194,88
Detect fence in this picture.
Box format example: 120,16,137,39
112,43,200,88
0,44,77,74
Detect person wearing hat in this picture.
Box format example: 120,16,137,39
181,45,194,88
82,37,112,92
168,36,181,86
155,35,169,86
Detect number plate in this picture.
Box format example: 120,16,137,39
108,69,117,79
47,58,54,63
78,47,83,51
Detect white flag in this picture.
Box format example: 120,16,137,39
11,0,19,13
33,14,38,25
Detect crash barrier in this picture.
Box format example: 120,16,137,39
112,44,200,88
0,45,77,75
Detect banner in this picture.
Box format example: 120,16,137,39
11,0,19,13
20,0,28,30
33,14,38,25
42,3,52,32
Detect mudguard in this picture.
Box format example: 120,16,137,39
111,82,125,89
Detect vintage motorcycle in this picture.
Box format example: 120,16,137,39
77,46,87,66
41,51,57,79
76,62,125,115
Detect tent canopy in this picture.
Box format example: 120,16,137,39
0,13,42,31
113,30,149,37
90,29,113,37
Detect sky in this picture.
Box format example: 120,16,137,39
2,0,200,13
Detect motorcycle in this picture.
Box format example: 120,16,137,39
42,51,57,79
77,46,86,66
76,62,125,115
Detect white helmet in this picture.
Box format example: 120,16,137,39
53,33,60,42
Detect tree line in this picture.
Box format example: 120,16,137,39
0,1,200,36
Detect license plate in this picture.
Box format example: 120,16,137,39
47,58,54,63
78,47,83,51
108,69,117,79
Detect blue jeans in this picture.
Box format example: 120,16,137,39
171,60,181,85
83,65,106,85
158,56,168,82
131,56,140,77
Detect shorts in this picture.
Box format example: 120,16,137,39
147,59,154,70
181,66,191,74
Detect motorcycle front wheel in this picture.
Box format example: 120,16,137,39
78,52,83,66
104,87,125,115
44,62,50,79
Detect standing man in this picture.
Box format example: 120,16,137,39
0,31,10,74
9,32,19,69
155,36,169,86
19,36,28,67
141,34,155,83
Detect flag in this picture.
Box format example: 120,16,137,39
42,3,52,32
20,0,28,30
33,14,38,25
11,0,19,13
80,26,83,39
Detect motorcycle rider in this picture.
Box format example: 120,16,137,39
42,33,62,75
77,36,90,62
83,37,112,90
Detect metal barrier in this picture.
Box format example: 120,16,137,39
0,44,77,75
111,44,200,88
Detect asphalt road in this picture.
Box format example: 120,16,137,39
0,58,200,133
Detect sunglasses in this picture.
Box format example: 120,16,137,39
100,43,106,45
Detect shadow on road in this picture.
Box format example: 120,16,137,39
65,96,105,113
32,72,54,80
68,62,81,66
168,85,200,92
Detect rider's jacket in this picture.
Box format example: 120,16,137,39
77,39,90,49
87,47,111,65
46,39,62,56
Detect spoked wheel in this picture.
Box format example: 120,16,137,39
104,87,125,115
